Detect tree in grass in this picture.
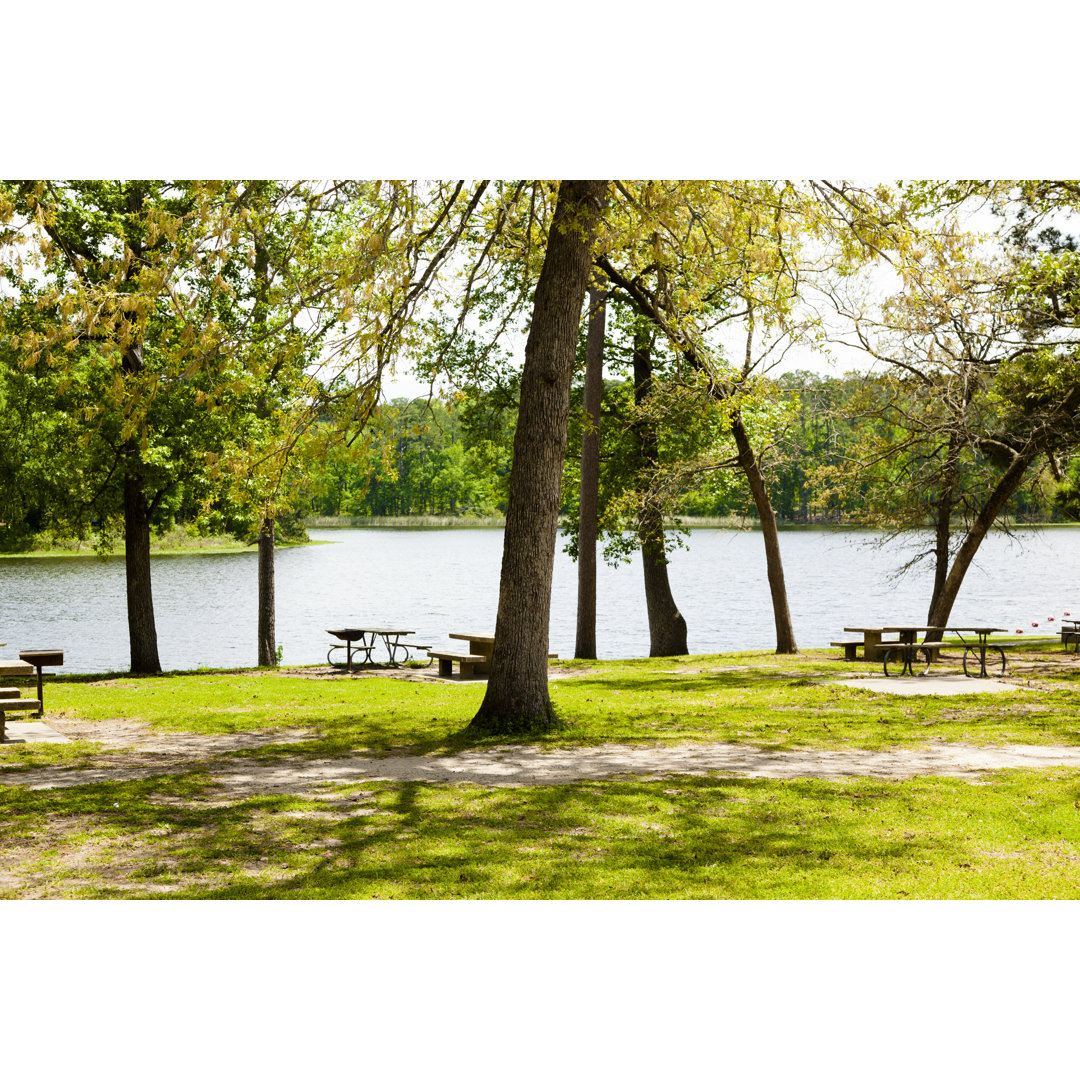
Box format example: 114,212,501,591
594,183,804,653
575,282,606,659
823,182,1080,634
0,180,257,671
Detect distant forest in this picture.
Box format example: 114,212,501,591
300,370,1068,527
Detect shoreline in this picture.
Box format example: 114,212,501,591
304,515,1077,532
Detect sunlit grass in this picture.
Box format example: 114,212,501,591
24,647,1080,763
3,767,1080,899
3,646,1080,898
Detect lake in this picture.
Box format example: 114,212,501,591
1,526,1076,674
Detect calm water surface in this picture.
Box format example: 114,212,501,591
1,527,1076,673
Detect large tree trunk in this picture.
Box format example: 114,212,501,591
124,473,161,674
731,411,798,654
575,285,606,660
257,515,277,666
633,331,688,656
926,448,1035,631
469,180,608,736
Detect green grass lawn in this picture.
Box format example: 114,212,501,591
3,647,1080,898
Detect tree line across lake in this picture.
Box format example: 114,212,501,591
4,180,1080,733
301,371,1068,529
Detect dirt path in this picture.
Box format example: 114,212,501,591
4,716,1080,798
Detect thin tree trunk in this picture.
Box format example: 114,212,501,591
731,411,798,654
926,448,1035,630
251,218,279,668
257,515,276,666
470,180,608,736
120,311,161,674
924,435,961,639
575,285,606,660
633,330,688,656
124,473,161,674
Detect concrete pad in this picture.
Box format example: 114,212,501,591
825,675,1022,696
0,721,71,744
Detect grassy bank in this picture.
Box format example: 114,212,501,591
306,514,757,529
305,514,1080,531
0,526,317,559
306,514,507,528
2,647,1080,898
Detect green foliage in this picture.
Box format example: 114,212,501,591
297,395,512,518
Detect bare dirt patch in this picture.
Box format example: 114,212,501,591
5,738,1080,800
46,716,318,759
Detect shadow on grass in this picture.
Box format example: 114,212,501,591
169,772,1080,899
6,767,1080,899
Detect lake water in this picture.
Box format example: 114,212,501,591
1,526,1076,674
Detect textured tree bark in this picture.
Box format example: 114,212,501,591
926,449,1034,631
633,333,688,656
731,411,798,654
257,515,277,667
251,216,279,670
120,317,162,674
575,285,606,660
923,436,961,641
124,473,161,674
469,180,608,735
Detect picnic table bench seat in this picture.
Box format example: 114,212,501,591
831,639,866,660
0,689,43,741
427,649,559,678
428,650,487,678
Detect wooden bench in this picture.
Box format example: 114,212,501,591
428,651,487,678
831,640,864,661
0,689,43,741
843,628,903,661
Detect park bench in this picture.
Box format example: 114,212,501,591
428,648,559,678
831,639,866,661
0,688,43,742
428,650,487,678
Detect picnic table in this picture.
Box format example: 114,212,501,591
871,626,946,677
326,628,427,669
0,651,62,737
842,626,905,663
842,625,1009,678
19,650,64,712
446,632,495,675
944,626,1010,678
1061,618,1080,652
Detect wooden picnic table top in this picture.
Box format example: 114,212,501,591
328,627,414,638
448,631,495,644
